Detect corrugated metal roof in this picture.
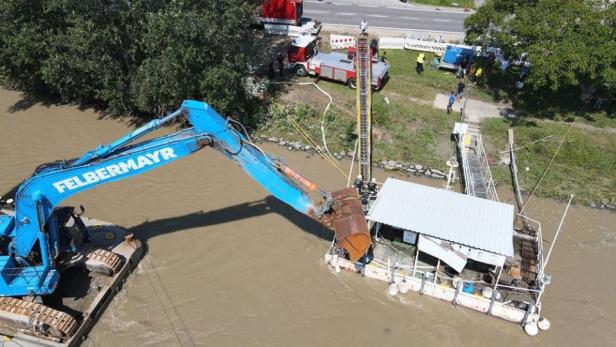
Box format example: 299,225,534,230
367,178,514,257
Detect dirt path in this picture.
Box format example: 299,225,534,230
433,91,616,134
1,88,615,347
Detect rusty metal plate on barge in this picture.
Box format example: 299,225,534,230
330,188,371,261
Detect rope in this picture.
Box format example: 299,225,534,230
285,112,348,178
141,254,195,347
347,138,359,187
520,123,573,214
499,135,555,153
268,81,347,177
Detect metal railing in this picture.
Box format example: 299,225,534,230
457,139,475,196
3,266,46,286
476,134,499,201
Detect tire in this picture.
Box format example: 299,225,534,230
347,78,356,89
294,65,308,77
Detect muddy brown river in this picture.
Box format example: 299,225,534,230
1,88,614,346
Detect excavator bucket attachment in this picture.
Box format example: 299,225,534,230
324,188,371,261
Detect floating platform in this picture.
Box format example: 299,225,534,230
324,250,545,333
0,209,143,347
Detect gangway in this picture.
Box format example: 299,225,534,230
452,84,498,201
454,130,498,201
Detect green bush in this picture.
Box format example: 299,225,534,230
0,0,263,123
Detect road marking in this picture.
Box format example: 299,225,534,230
385,6,471,15
433,19,451,22
333,3,352,5
359,4,378,8
304,9,330,14
337,12,358,16
367,14,388,18
401,16,419,20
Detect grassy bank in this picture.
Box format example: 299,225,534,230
380,49,461,100
260,41,615,205
482,118,616,205
257,98,457,171
379,49,616,130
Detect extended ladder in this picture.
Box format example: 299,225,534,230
355,35,372,184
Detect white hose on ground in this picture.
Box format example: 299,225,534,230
311,82,337,163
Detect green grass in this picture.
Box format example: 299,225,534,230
257,103,355,152
481,118,616,205
379,49,461,101
371,93,457,170
409,0,474,9
468,59,616,129
260,45,615,203
381,50,616,130
258,96,458,171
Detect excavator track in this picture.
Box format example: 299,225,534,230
85,248,123,275
0,297,77,340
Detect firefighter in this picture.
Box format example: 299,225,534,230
276,53,285,77
360,19,368,34
416,53,425,74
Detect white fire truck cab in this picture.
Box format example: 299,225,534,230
287,36,389,90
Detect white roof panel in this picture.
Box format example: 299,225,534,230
367,178,514,257
292,36,315,48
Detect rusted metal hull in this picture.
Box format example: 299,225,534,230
324,188,371,261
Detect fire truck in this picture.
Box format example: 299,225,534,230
287,36,390,90
257,0,321,36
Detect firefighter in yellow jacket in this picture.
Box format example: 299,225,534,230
416,53,425,74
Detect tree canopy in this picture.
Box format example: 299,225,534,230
464,0,616,96
0,0,263,121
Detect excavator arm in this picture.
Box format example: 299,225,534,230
2,100,370,297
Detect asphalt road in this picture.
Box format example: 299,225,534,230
303,0,471,34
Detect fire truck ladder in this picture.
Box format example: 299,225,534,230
356,35,372,183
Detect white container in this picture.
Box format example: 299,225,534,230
398,282,410,294
538,317,551,331
388,283,399,296
524,322,539,336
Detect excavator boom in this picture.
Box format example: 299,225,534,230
3,100,370,300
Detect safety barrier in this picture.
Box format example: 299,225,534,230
404,39,449,53
378,36,479,54
330,34,355,49
378,37,406,50
264,24,309,37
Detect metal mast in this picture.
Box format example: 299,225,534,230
356,34,372,184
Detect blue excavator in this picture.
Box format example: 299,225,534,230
0,100,370,344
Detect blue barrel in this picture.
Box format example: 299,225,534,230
463,282,474,294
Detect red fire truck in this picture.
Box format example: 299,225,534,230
258,0,321,36
287,36,390,90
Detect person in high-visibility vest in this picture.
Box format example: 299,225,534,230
474,66,483,85
416,53,425,74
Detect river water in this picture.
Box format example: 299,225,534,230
1,89,614,346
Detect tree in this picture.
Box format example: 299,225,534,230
0,0,264,121
465,0,616,97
